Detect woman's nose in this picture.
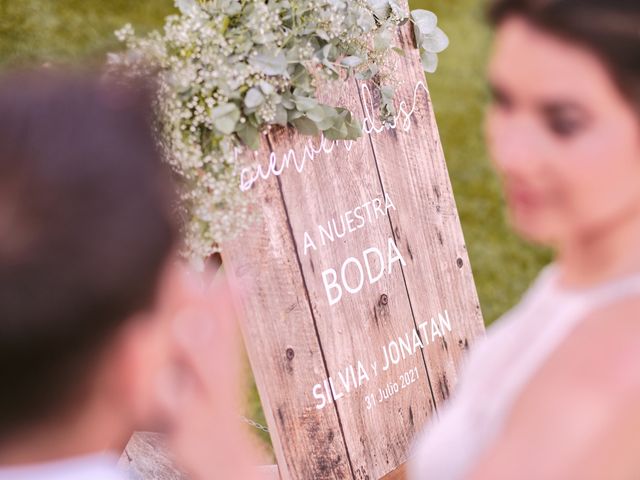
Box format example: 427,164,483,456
488,113,546,177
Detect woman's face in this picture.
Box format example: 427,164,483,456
486,16,640,249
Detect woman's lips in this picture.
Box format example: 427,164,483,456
506,186,544,209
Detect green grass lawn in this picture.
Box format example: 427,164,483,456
0,0,550,453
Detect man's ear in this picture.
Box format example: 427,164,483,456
108,259,193,431
100,308,175,433
92,258,198,433
96,311,158,428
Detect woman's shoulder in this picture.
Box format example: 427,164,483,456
465,294,640,480
574,293,640,393
525,278,640,416
516,291,640,407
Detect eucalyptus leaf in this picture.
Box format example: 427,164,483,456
420,50,439,73
381,85,395,100
315,29,331,42
292,116,320,136
355,64,379,80
287,109,304,121
368,0,390,19
356,10,375,31
420,27,449,53
252,31,278,45
346,117,363,139
322,60,340,77
321,44,335,62
314,105,338,130
293,95,318,112
211,102,239,117
274,104,288,126
244,87,265,110
374,29,394,51
237,123,261,150
379,88,396,116
175,0,199,16
341,55,363,68
324,119,349,140
219,0,242,16
213,116,239,135
280,93,296,110
258,80,275,95
388,0,407,20
249,51,288,76
247,113,260,128
211,103,241,134
411,9,437,35
306,105,327,122
291,66,313,91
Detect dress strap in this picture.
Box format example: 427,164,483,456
546,262,640,311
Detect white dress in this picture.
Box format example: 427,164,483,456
0,452,125,480
408,262,640,480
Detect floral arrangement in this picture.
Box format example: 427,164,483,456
108,0,448,265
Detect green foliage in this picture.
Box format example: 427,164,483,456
411,9,449,72
107,0,449,262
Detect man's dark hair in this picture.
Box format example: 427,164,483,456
488,0,640,115
0,69,178,439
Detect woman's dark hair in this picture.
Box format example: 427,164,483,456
488,0,640,113
0,69,178,439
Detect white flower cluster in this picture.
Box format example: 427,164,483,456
108,0,446,265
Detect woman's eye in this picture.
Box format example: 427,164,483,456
547,115,585,138
492,94,512,111
488,84,513,111
542,104,589,139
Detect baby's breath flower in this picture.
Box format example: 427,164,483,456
107,0,446,265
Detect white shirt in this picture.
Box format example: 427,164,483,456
409,262,640,479
0,452,126,480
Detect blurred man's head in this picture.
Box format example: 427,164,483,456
0,69,183,459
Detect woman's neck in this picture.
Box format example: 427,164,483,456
556,203,640,288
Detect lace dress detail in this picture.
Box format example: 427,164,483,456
408,263,640,480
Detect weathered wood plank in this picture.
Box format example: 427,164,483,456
267,76,436,479
222,142,352,479
119,432,188,480
357,6,485,407
219,1,485,477
120,434,281,480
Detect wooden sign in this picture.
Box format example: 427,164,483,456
222,9,485,480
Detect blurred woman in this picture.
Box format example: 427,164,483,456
410,0,640,478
